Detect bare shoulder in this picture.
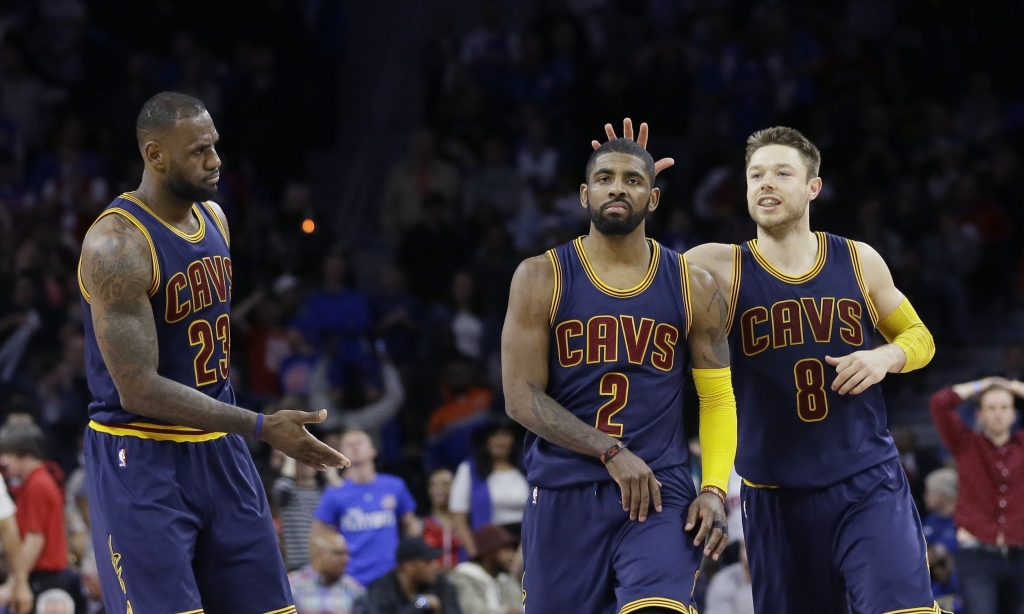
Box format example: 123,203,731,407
81,213,154,304
851,240,893,282
686,261,720,297
510,254,555,308
205,200,231,243
684,243,734,277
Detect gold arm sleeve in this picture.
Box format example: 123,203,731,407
876,298,935,373
693,367,738,492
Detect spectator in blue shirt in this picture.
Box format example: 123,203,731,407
313,430,421,586
922,467,959,554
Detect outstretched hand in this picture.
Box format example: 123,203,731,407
590,118,675,175
262,409,351,471
685,492,728,560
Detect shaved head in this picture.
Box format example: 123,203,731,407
136,91,208,143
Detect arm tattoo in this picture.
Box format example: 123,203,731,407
701,288,730,369
91,215,152,306
526,382,613,456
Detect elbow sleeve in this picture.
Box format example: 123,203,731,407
877,298,935,373
693,367,738,492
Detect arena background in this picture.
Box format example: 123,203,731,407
1,0,1023,611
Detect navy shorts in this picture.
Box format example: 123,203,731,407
85,425,294,614
522,464,702,614
741,458,939,614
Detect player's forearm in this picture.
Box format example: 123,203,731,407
0,518,27,580
506,382,617,457
874,343,908,373
18,533,43,575
120,374,257,435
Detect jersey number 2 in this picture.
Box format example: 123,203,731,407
189,314,231,387
596,372,629,437
794,358,828,422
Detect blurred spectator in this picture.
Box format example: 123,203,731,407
462,137,523,221
79,553,102,614
516,119,557,190
35,588,74,614
704,541,754,614
923,468,959,554
930,377,1024,614
235,289,290,399
371,263,425,366
892,425,942,513
273,452,326,572
930,543,964,614
0,453,32,614
313,430,421,587
450,421,527,558
382,129,461,244
399,194,465,305
288,532,365,614
0,422,82,611
433,271,485,361
448,524,520,614
278,329,322,398
290,249,378,398
425,362,494,473
363,537,462,614
422,469,464,570
0,43,66,150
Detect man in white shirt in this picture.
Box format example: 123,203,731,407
705,541,755,614
448,525,521,614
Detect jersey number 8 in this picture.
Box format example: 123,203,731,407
794,358,828,422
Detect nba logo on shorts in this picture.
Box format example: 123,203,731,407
118,448,126,468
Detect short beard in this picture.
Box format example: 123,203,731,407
166,167,218,202
591,199,648,236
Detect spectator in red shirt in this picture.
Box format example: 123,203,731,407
0,422,83,611
930,376,1024,614
421,468,463,570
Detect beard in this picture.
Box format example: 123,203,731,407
166,166,219,202
591,198,648,236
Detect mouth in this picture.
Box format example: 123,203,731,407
601,200,632,214
205,174,220,185
756,195,781,210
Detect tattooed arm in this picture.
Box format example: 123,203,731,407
686,262,730,369
501,256,663,521
80,213,347,469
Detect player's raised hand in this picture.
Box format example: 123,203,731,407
684,492,728,560
261,409,351,471
605,447,662,522
825,349,894,395
590,118,675,174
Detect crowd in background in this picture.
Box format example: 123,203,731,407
0,0,1022,613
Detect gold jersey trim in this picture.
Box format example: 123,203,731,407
120,192,206,243
742,478,779,489
546,249,563,327
725,244,742,335
79,208,161,304
748,231,827,285
847,240,880,325
679,254,693,337
201,201,230,248
883,604,942,614
89,420,227,443
262,607,298,614
573,236,661,299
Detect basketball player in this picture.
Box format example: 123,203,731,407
502,138,737,614
78,92,349,614
595,121,941,614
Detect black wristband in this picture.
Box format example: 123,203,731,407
601,442,626,465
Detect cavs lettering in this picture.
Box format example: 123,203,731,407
727,233,898,488
523,237,693,489
81,193,236,426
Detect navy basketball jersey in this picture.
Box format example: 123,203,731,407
80,193,235,426
525,237,692,489
727,232,896,488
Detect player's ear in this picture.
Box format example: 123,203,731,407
807,176,822,202
142,140,166,170
580,184,589,209
648,187,660,212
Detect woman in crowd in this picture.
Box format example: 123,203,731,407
449,420,529,557
422,468,464,570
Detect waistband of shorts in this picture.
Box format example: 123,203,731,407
88,420,228,443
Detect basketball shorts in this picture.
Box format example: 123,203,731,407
741,457,941,614
522,464,702,614
85,425,294,614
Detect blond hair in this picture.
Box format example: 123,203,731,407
745,126,821,179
